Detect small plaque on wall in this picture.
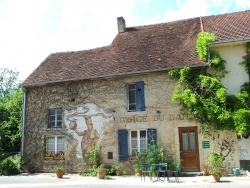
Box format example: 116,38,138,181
202,141,210,148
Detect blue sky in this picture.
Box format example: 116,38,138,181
0,0,250,81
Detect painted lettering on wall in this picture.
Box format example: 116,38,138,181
119,116,148,123
117,114,189,123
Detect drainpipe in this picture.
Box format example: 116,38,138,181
21,87,26,157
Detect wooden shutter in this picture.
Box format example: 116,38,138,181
135,81,145,111
147,128,157,146
118,129,128,161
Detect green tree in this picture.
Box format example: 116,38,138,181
0,68,22,157
0,68,19,97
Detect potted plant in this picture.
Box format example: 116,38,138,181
112,163,122,176
167,156,180,177
206,150,225,182
53,165,64,178
44,151,54,160
96,164,107,179
202,164,209,176
54,151,64,160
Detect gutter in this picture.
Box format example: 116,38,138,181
208,37,250,47
21,87,26,157
22,64,206,87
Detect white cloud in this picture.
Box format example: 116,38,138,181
163,0,210,22
0,0,249,81
234,0,250,9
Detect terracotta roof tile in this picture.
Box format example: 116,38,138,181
23,10,250,86
202,10,250,40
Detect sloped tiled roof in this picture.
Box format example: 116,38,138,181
202,10,250,41
23,10,250,86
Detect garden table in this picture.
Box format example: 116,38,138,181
151,163,168,182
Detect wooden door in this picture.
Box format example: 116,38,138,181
179,126,200,172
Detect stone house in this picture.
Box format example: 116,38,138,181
21,10,250,173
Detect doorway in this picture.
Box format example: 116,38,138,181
178,126,200,172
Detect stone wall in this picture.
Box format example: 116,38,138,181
22,71,240,173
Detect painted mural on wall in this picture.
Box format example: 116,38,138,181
211,130,237,167
65,103,113,159
238,138,250,160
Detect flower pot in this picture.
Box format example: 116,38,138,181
212,174,220,182
44,157,53,160
53,157,64,160
116,170,122,176
202,171,208,176
56,170,64,178
97,170,106,179
167,170,173,177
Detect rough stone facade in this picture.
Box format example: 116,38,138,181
22,71,240,173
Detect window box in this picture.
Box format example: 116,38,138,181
44,157,54,160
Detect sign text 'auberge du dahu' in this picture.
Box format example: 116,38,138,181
117,114,189,123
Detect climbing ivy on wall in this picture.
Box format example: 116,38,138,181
169,32,250,136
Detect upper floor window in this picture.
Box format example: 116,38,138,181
127,81,145,112
49,109,63,128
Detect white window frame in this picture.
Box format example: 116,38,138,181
49,109,63,128
129,130,147,156
46,136,65,153
127,83,136,111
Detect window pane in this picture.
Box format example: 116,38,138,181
129,90,136,103
189,131,196,151
49,122,55,127
57,113,62,119
57,109,63,115
182,131,189,152
129,104,136,111
47,137,55,151
128,84,136,111
57,137,64,151
131,131,137,138
50,116,55,121
50,110,55,115
140,131,147,151
57,122,62,127
140,130,146,137
128,84,135,90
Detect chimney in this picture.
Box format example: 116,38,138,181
117,17,126,33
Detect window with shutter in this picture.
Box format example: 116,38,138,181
127,81,145,112
118,129,157,161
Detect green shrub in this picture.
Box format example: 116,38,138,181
0,154,20,175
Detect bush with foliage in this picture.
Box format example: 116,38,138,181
133,134,166,173
0,68,22,167
206,150,225,178
0,153,21,175
169,33,250,136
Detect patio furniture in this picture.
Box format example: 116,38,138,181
152,163,167,182
172,164,180,182
141,163,152,181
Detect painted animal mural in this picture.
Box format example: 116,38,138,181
65,103,113,159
